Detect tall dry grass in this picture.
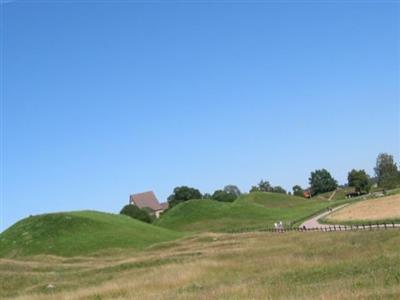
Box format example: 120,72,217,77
1,230,400,300
326,194,400,222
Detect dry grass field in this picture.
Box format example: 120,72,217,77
326,194,400,223
1,230,400,300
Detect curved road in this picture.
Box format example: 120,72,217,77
300,205,400,230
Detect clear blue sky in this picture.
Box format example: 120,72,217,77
1,1,399,231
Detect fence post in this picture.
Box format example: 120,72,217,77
384,223,387,229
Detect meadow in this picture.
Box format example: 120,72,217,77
155,192,352,232
324,194,400,225
1,230,399,299
1,191,399,299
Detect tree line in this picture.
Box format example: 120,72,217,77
121,152,400,222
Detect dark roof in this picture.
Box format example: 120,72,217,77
130,191,162,211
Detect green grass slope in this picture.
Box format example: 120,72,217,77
0,211,182,257
316,187,354,201
156,192,343,232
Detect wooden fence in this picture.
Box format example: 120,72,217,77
226,223,400,234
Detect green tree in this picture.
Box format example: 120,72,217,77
250,186,260,193
211,190,237,202
250,180,272,193
120,204,152,223
202,193,212,199
374,153,400,189
250,180,287,194
309,169,338,195
292,185,304,197
223,185,241,197
347,169,371,193
271,186,287,194
167,186,202,208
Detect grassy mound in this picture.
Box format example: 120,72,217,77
0,211,182,257
156,192,340,232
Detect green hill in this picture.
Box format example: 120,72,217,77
0,211,182,257
316,187,354,201
156,192,343,232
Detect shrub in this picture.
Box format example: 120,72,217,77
211,190,237,202
167,186,203,208
292,185,305,197
250,180,286,194
120,205,152,223
223,185,241,197
271,186,287,194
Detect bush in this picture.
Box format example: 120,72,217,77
223,185,241,197
120,205,152,223
167,186,203,208
250,180,286,194
250,180,272,193
211,190,237,202
292,185,305,197
271,186,287,194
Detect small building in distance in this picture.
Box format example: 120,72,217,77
303,189,312,198
129,191,168,218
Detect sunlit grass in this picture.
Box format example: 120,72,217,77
1,230,399,299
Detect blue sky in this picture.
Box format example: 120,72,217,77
1,1,399,231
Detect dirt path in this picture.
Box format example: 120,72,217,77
328,190,337,201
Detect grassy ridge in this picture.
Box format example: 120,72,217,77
156,192,341,232
0,211,182,257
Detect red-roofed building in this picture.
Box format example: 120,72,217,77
303,189,312,198
129,191,168,218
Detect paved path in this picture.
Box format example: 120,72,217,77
300,205,400,230
300,205,348,229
